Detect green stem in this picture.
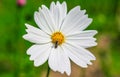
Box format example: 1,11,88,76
46,66,50,77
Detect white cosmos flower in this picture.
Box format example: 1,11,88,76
23,1,97,76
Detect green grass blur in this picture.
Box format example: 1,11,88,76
0,0,120,77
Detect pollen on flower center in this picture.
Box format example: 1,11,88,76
51,32,65,48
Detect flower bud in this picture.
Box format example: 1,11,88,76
17,0,26,6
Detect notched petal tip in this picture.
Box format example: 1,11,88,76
95,30,98,35
22,34,27,39
34,11,39,15
29,56,34,61
89,18,93,22
66,71,71,76
95,41,98,44
76,6,81,10
34,11,39,21
88,54,96,61
26,50,30,55
93,42,98,47
88,61,93,65
25,23,31,28
92,56,96,60
25,23,28,26
61,71,64,74
85,14,88,17
34,62,40,67
56,1,60,5
34,11,38,16
86,18,93,26
82,9,86,14
62,1,66,4
90,30,98,35
75,62,88,68
39,7,41,12
50,1,55,6
51,1,55,4
25,28,28,31
41,4,46,9
70,6,80,12
82,65,88,68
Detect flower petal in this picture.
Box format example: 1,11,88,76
59,46,71,75
62,44,87,68
34,10,52,34
34,45,52,66
48,48,57,72
66,30,98,37
26,43,51,55
48,46,71,75
62,43,95,68
79,18,92,31
60,6,92,35
65,42,96,60
23,23,51,44
26,43,51,66
50,1,55,12
61,1,67,19
28,44,52,66
23,33,51,44
25,23,49,38
67,39,97,48
66,30,97,48
41,5,56,32
50,1,67,31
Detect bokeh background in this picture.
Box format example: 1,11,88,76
0,0,120,77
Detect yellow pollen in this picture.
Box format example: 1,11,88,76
51,32,65,46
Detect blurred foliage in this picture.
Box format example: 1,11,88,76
0,0,120,77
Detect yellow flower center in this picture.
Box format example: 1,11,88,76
51,32,65,48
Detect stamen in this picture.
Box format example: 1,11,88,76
51,32,65,48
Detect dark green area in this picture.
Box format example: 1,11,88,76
0,0,120,77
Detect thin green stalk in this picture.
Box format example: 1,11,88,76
46,66,50,77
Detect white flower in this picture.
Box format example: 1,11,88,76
23,1,97,76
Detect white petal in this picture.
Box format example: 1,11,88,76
61,1,67,19
88,61,92,65
66,18,92,35
56,1,67,26
23,33,51,44
26,43,51,66
65,42,96,60
79,18,92,31
59,46,71,75
62,44,88,68
34,45,52,66
62,43,95,68
48,47,59,72
27,43,51,56
66,30,98,37
60,6,80,32
60,5,92,34
51,3,60,30
50,2,55,13
66,30,97,48
34,11,52,34
25,23,49,38
50,1,67,31
48,46,71,75
67,39,97,48
63,18,92,35
41,5,56,32
60,6,80,31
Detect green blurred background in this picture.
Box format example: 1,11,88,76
0,0,120,77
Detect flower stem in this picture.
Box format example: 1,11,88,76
46,66,50,77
